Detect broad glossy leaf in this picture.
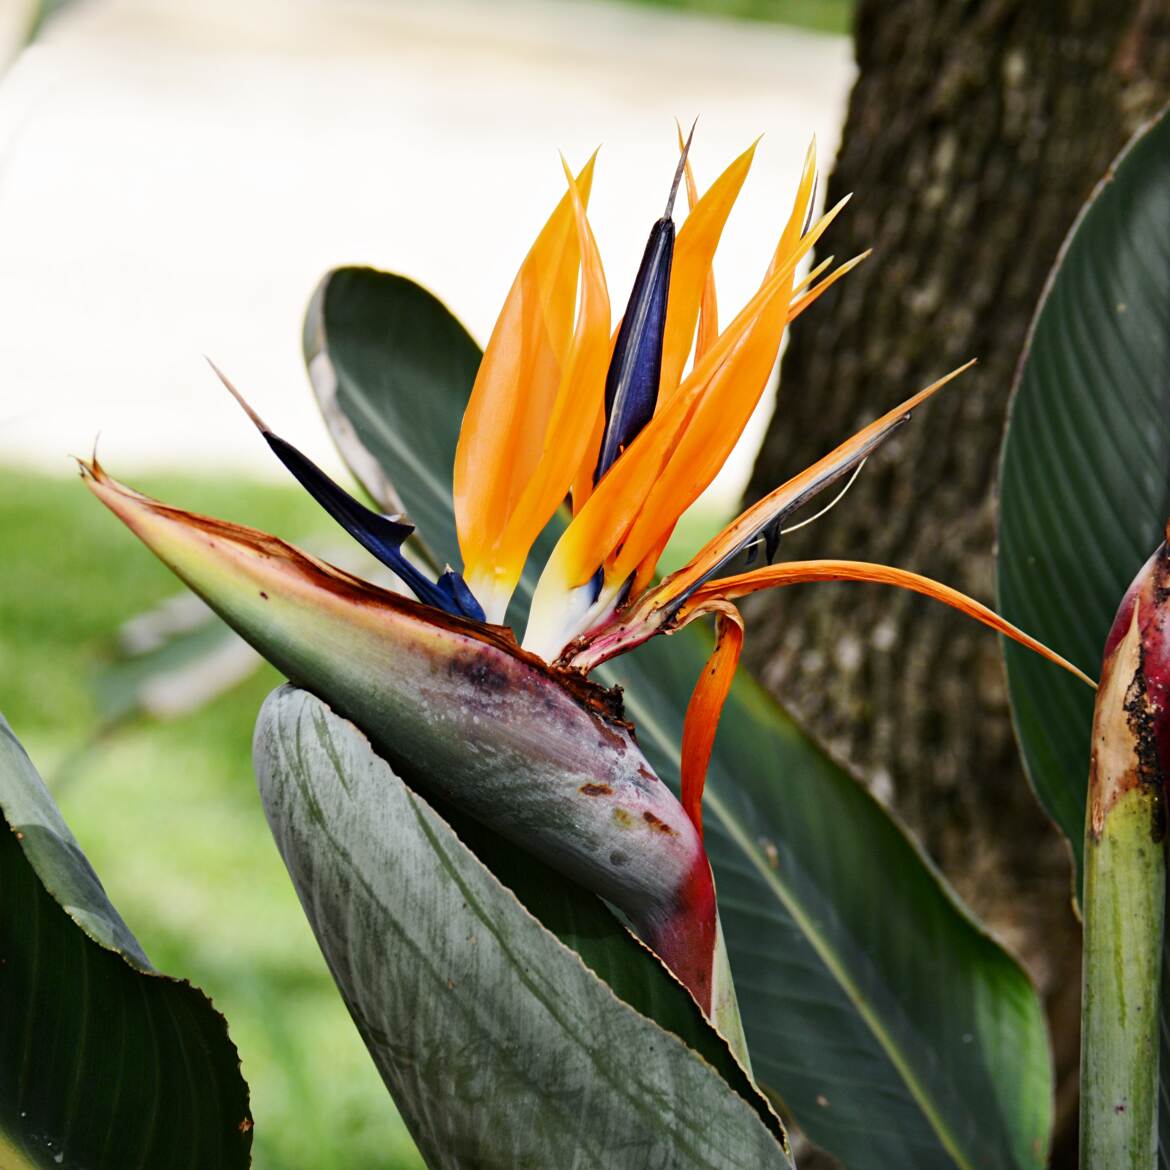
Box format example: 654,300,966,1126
996,108,1170,1168
305,265,1053,1170
998,110,1170,875
0,715,252,1168
254,685,791,1170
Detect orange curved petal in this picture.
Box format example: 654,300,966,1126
680,559,1096,688
679,601,743,838
659,138,757,399
570,318,622,515
786,250,871,322
766,138,818,278
677,127,721,365
455,153,597,587
491,159,611,602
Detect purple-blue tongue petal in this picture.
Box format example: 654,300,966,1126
264,431,482,618
593,133,695,484
436,566,487,621
594,216,675,482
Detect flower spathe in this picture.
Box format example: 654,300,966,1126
84,129,1094,1027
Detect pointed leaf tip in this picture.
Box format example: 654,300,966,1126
206,357,270,433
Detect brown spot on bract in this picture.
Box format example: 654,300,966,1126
591,713,629,751
579,782,613,797
259,591,268,600
642,810,677,835
637,765,656,782
238,1118,254,1134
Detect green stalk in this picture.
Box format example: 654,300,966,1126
1081,790,1164,1168
1080,544,1169,1170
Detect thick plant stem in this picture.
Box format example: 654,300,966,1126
1081,791,1164,1169
1080,541,1170,1170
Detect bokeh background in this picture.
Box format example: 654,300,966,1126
0,2,853,1166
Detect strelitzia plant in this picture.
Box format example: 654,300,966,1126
83,129,1091,1066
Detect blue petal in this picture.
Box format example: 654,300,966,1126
594,216,674,482
437,568,487,622
263,432,477,618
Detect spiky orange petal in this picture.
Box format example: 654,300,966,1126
677,130,721,365
766,139,817,279
653,362,974,612
455,154,596,592
658,139,757,399
791,253,834,297
786,251,871,322
486,160,611,609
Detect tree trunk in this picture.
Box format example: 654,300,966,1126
746,2,1170,1164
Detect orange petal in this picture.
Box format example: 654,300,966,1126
630,523,675,600
791,254,834,297
680,559,1097,688
766,138,818,278
570,317,623,515
490,158,611,606
658,139,757,398
679,601,743,838
531,213,827,624
455,153,597,589
787,251,871,322
538,257,788,600
656,363,974,610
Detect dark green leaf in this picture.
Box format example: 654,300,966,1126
304,264,1053,1169
997,108,1170,876
997,106,1170,1170
0,714,252,1169
254,685,791,1170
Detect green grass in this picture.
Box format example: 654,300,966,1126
606,0,854,36
0,465,425,1170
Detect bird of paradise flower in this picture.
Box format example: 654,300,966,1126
83,128,1092,1048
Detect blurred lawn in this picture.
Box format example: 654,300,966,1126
1,462,729,1168
612,0,854,34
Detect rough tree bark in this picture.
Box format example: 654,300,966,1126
745,2,1170,1163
